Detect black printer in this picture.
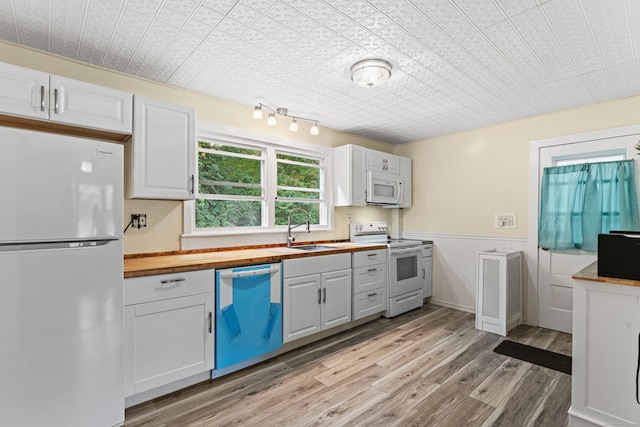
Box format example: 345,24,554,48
598,231,640,280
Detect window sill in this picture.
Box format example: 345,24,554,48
180,226,336,251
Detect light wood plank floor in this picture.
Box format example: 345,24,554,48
124,304,571,427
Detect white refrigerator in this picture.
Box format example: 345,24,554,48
0,126,124,426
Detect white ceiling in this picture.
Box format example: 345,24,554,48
1,0,639,144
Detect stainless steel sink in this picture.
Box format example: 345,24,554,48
291,245,337,251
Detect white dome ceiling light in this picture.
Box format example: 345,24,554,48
350,59,392,88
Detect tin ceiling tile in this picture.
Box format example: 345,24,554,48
1,0,639,143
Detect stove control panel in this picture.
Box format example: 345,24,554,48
350,222,388,242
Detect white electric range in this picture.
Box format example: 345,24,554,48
350,222,424,317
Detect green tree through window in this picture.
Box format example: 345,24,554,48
195,139,327,230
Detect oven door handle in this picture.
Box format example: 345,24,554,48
390,247,421,255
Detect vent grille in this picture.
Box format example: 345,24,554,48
482,258,501,319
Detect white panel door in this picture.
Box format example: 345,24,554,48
128,95,195,199
537,133,637,333
124,292,214,395
321,269,352,330
0,62,49,119
283,274,322,343
50,75,132,133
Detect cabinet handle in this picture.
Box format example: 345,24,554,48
208,312,212,334
317,288,321,305
367,292,377,297
40,86,45,111
190,174,195,194
160,278,186,284
54,88,59,114
367,268,378,272
636,332,640,404
322,288,326,304
423,268,425,279
157,278,185,290
367,253,377,258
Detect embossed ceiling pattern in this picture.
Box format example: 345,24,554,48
1,0,639,143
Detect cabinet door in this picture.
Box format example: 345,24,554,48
572,280,640,426
127,95,195,199
423,257,432,298
334,144,366,206
399,156,412,208
0,62,49,120
321,269,352,330
124,292,214,396
283,274,322,343
50,75,132,133
367,149,400,174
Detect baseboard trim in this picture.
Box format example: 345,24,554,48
430,299,475,313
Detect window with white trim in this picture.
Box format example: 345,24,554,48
194,136,328,231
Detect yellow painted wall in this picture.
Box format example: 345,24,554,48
0,41,394,253
395,95,640,237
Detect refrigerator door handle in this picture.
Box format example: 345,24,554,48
0,240,114,252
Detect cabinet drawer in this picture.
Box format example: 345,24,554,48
353,249,387,268
353,288,387,320
283,253,351,278
124,269,215,305
353,264,387,294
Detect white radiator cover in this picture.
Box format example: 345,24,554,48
476,249,522,336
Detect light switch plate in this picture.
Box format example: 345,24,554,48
495,212,517,228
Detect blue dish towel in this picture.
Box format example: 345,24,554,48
221,304,241,340
263,302,280,340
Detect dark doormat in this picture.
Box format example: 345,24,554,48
494,340,572,375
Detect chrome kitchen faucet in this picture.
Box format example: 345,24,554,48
287,208,310,247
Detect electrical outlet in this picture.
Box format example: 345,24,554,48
131,213,147,229
495,212,516,228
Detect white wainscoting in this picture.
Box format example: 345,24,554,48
404,232,529,319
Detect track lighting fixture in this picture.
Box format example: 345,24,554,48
252,103,319,136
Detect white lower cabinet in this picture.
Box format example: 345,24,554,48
124,269,214,398
283,254,352,343
570,277,640,426
352,249,388,320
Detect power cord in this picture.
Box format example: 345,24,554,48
123,217,134,234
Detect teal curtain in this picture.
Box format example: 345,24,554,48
539,160,640,252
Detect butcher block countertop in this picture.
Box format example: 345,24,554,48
572,261,640,288
124,242,387,278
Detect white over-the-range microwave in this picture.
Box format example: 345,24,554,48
366,171,404,205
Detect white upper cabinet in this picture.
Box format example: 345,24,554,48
367,148,400,175
0,63,49,120
334,144,367,206
0,62,132,133
334,144,412,207
126,95,195,200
